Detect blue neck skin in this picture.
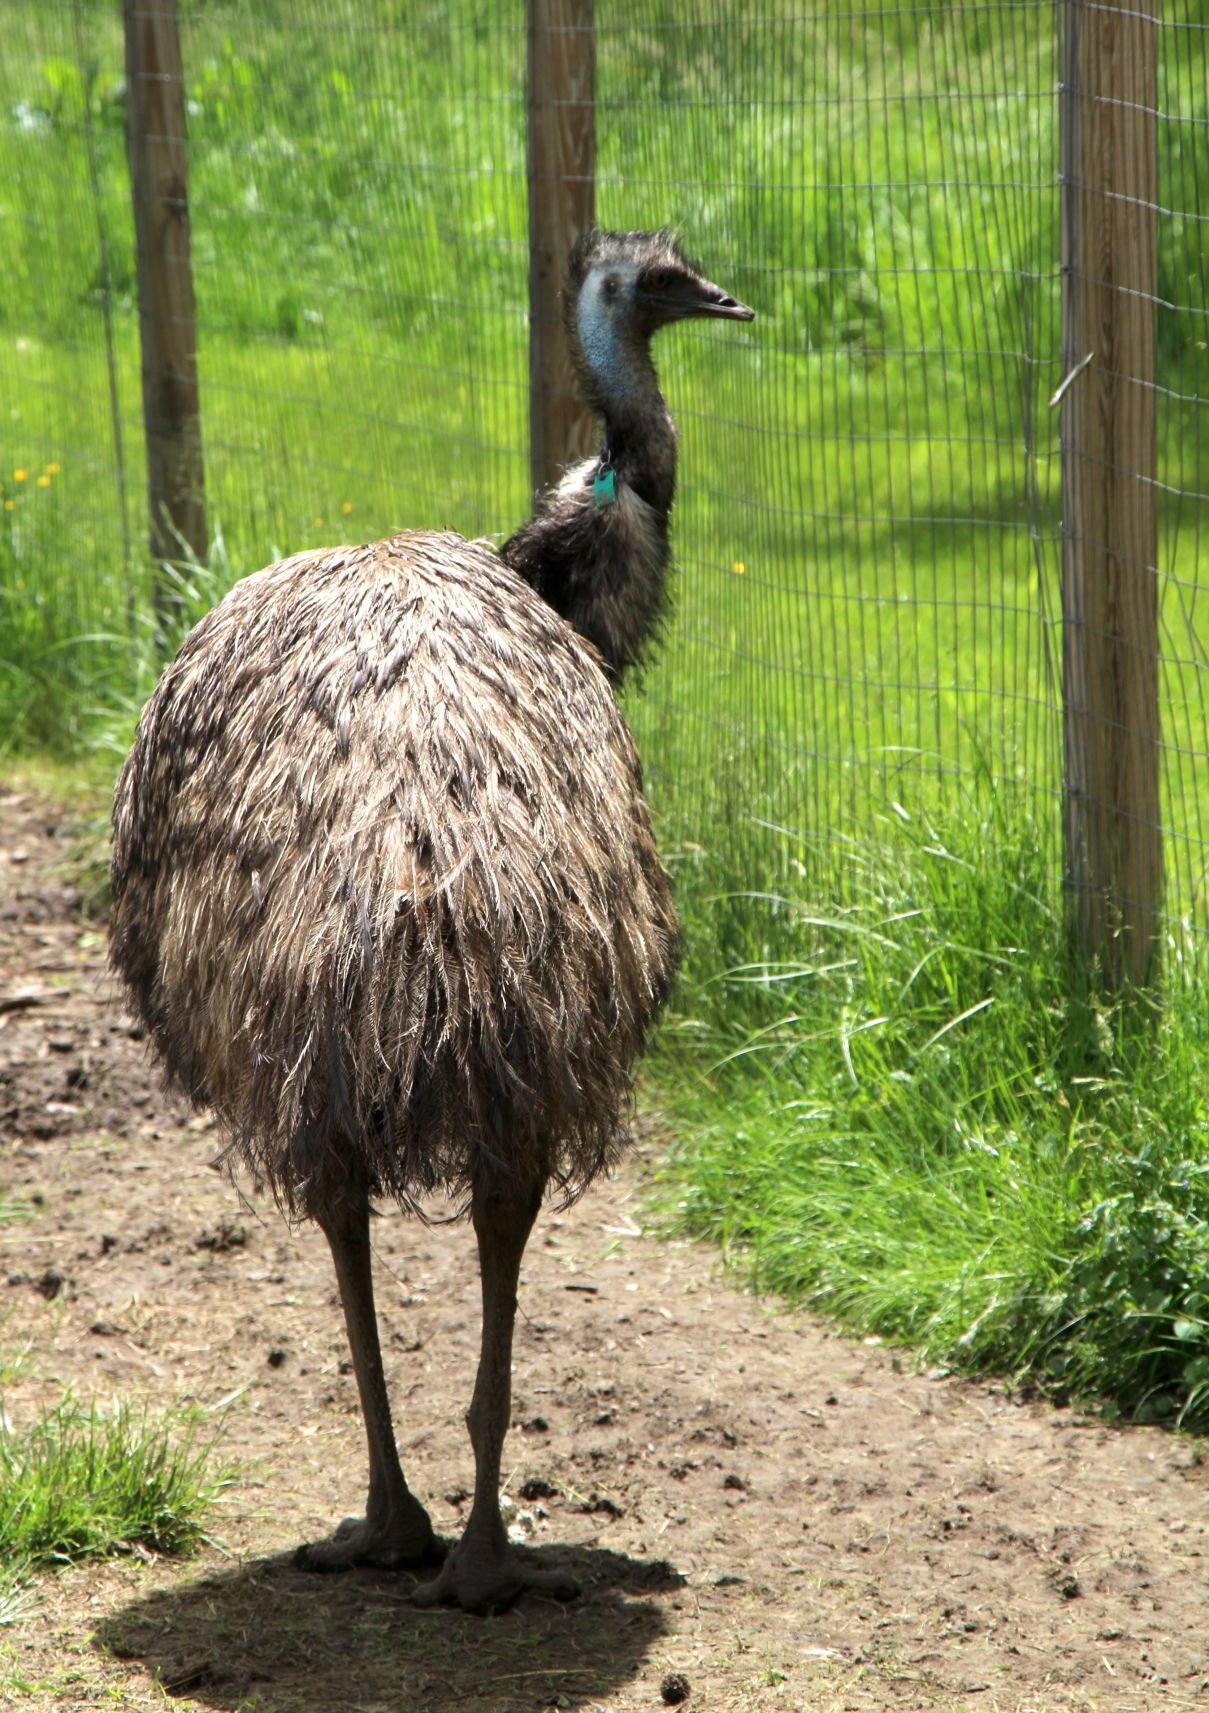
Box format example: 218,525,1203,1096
574,268,674,509
575,269,658,422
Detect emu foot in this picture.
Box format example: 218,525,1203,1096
412,1541,579,1614
295,1503,443,1573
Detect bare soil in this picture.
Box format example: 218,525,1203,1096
0,781,1206,1713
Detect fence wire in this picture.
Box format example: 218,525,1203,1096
1,2,1206,937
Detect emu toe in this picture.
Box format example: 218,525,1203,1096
411,1542,580,1614
295,1505,443,1574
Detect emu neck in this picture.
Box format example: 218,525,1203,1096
499,334,678,682
583,333,678,515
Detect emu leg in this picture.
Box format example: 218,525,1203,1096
413,1170,579,1612
295,1178,439,1571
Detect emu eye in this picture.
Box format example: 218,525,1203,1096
602,275,619,299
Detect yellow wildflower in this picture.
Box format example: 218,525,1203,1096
731,560,745,575
13,470,27,483
313,517,324,528
341,502,353,515
36,474,51,488
3,500,13,512
44,463,60,475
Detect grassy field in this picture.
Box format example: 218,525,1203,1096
3,0,1209,1424
654,782,1209,1427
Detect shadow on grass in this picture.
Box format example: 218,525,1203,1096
95,1542,678,1712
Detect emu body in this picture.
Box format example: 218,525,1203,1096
110,230,752,1611
111,534,671,1210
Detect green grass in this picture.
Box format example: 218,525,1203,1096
3,2,1206,904
0,1398,232,1592
653,783,1209,1426
2,3,1206,783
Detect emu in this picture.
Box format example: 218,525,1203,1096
109,229,753,1612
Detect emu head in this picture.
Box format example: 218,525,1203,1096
566,229,753,407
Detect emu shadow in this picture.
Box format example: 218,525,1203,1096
95,1543,679,1712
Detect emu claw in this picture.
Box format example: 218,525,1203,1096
412,1545,579,1614
295,1510,444,1574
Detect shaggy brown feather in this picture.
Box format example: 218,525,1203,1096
110,530,678,1215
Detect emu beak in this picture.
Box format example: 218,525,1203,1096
644,271,755,325
680,276,755,322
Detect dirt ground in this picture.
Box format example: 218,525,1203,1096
0,781,1206,1713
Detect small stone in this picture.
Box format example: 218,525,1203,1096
267,1348,286,1369
577,1493,622,1517
195,1221,247,1253
660,1672,691,1706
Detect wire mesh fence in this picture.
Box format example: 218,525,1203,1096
1,1,1206,955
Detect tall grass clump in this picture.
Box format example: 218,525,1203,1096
656,781,1209,1427
0,461,99,755
0,1398,231,1578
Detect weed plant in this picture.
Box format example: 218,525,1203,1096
0,1399,231,1594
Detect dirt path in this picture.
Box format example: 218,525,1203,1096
0,782,1206,1713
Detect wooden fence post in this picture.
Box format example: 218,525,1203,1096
526,0,596,499
1059,0,1161,987
124,0,206,633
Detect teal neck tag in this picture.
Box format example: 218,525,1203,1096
593,466,616,509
